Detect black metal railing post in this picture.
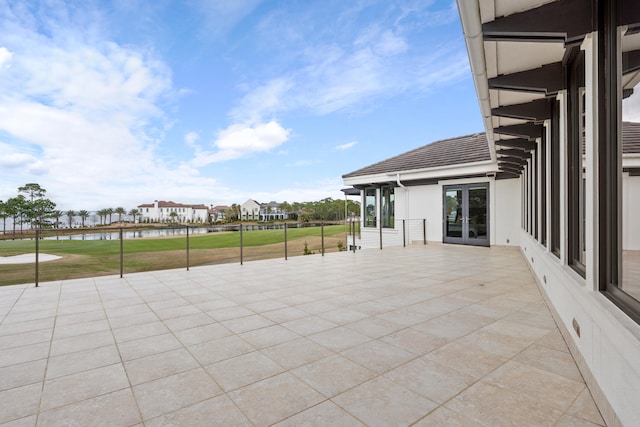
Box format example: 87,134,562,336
352,221,356,252
284,223,288,260
379,220,383,250
403,220,406,247
186,226,190,271
119,227,123,278
35,229,39,287
321,222,325,256
423,218,427,245
240,224,243,265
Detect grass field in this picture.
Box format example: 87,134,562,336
0,225,349,286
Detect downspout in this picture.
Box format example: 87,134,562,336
397,174,408,238
457,1,495,151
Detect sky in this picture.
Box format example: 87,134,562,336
0,0,483,211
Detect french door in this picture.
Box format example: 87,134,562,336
443,183,489,246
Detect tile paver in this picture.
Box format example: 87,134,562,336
0,244,606,426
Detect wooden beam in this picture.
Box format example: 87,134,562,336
482,0,593,45
489,63,564,95
492,98,553,122
495,138,537,151
496,149,532,159
494,123,543,140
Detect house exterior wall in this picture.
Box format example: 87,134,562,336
241,200,260,220
354,176,521,249
623,173,640,250
494,178,521,246
138,201,209,223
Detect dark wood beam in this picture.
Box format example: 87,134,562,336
494,123,543,140
495,138,537,151
499,164,524,173
499,156,528,165
496,171,521,180
492,98,553,122
482,0,593,45
496,149,532,159
623,50,640,74
499,162,524,170
489,62,564,94
620,1,640,30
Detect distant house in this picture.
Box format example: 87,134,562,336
241,199,260,220
137,200,209,223
209,205,230,222
259,201,289,221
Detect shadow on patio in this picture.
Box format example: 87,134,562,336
0,244,604,426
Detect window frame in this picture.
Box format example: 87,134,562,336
599,0,640,323
364,187,377,228
381,186,395,229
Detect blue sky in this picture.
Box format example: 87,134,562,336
0,0,482,211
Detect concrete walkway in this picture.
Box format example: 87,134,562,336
0,244,604,426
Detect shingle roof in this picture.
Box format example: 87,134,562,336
137,201,208,209
623,122,640,154
342,132,491,178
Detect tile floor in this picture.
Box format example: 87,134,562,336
0,244,606,426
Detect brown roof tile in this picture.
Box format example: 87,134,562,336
342,132,491,178
623,122,640,154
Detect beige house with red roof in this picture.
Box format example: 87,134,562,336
137,200,209,223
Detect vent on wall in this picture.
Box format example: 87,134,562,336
572,318,581,338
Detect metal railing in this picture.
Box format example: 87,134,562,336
358,218,427,250
0,222,351,287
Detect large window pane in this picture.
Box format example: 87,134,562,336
619,28,640,302
381,187,394,228
568,50,586,277
364,188,377,228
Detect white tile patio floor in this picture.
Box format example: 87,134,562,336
0,244,606,426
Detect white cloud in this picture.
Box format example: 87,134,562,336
0,47,12,69
184,131,200,147
232,17,468,120
191,120,290,166
0,3,224,210
248,177,346,204
335,141,357,150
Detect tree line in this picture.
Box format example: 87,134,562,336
0,184,361,235
224,198,360,222
0,183,142,235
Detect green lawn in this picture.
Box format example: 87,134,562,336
0,225,349,286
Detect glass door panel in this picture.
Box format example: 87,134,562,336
445,187,464,242
443,184,489,246
468,185,488,242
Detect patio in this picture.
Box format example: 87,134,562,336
0,244,604,426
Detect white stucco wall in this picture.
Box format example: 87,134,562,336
355,176,521,249
494,178,522,246
521,232,640,426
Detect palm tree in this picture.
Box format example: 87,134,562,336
66,210,75,228
105,208,114,224
169,211,178,223
49,210,62,229
128,208,140,224
114,207,126,223
78,210,90,227
96,208,106,225
0,200,7,235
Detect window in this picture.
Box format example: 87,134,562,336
567,49,586,277
381,186,395,228
540,132,547,247
551,100,561,257
600,2,640,323
364,188,377,227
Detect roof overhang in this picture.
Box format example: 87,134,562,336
458,0,640,176
342,160,497,187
